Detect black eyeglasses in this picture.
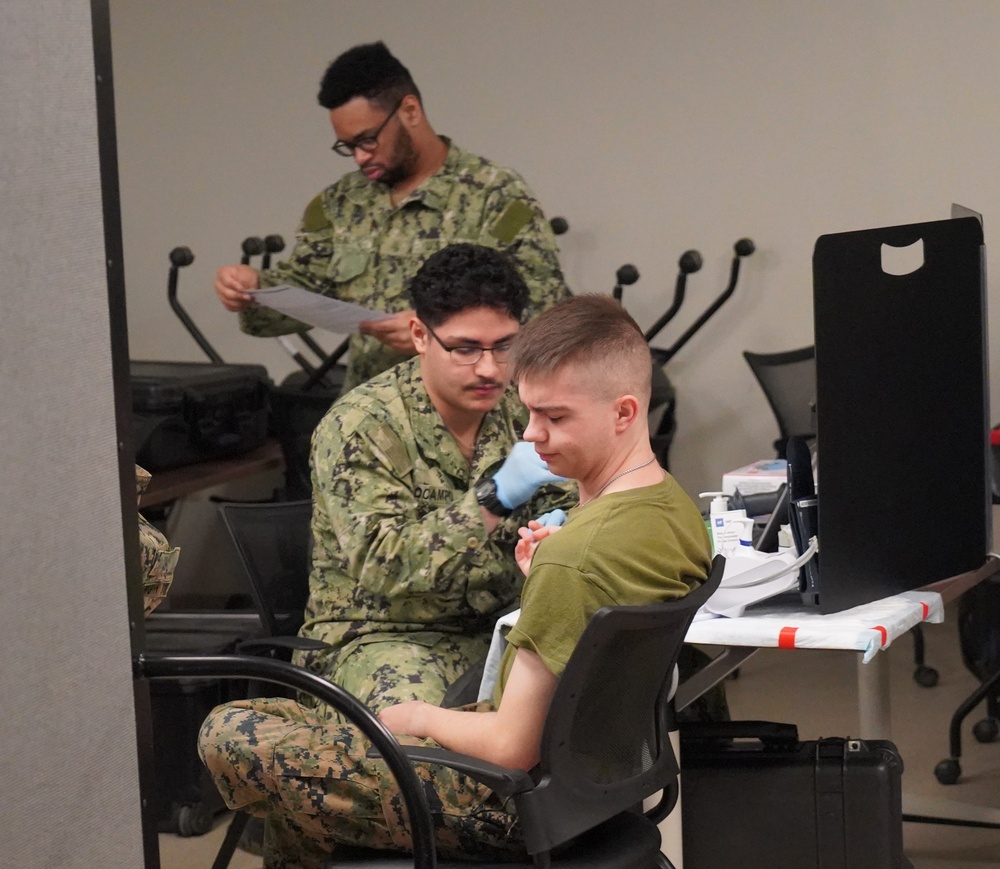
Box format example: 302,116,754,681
331,100,403,157
424,322,514,366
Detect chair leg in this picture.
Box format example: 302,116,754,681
934,667,1000,785
211,810,251,869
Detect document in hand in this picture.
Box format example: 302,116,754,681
251,284,392,333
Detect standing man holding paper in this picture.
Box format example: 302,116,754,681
214,41,570,394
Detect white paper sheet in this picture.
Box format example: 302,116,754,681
251,284,392,333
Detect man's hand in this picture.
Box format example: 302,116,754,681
515,520,562,575
378,700,431,738
214,265,260,312
359,309,417,354
493,442,567,509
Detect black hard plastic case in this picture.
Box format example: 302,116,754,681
679,721,911,869
130,360,271,470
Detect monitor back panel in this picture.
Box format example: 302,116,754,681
812,216,990,613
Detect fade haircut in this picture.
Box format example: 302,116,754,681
510,295,653,406
318,41,421,111
408,244,529,328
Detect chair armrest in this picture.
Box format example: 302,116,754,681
367,744,535,797
235,636,331,655
644,780,679,824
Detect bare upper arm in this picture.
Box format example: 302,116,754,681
491,647,559,770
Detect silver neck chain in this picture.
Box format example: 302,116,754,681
579,456,657,507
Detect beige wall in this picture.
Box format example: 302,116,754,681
110,0,998,498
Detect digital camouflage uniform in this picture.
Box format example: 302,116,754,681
135,465,179,616
295,357,576,715
200,696,519,869
239,139,571,392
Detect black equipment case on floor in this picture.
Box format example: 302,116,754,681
130,360,272,471
679,721,911,869
144,612,262,835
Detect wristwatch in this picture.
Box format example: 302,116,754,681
475,478,512,517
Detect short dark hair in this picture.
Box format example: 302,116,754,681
317,41,421,111
408,244,529,328
510,295,652,404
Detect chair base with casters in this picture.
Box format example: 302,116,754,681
933,669,1000,786
933,575,1000,785
137,555,725,869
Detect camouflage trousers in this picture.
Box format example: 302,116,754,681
198,697,524,869
297,630,493,716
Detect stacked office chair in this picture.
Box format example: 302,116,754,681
742,345,817,460
138,555,726,869
217,499,316,647
743,345,939,687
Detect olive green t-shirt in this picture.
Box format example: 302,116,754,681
495,474,711,701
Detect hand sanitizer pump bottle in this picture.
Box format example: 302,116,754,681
699,492,752,557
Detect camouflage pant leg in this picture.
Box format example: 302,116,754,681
328,632,493,715
198,696,523,869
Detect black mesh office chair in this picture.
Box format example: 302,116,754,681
742,345,817,460
217,499,315,641
213,499,331,865
143,556,725,869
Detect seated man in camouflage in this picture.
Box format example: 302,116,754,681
295,243,574,714
199,294,712,868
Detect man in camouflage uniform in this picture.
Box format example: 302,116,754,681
296,243,574,716
199,295,712,868
214,41,570,393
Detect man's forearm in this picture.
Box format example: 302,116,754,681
382,704,536,771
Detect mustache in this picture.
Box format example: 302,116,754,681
466,379,504,391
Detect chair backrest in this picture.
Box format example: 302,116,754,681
217,500,314,637
743,345,817,458
516,555,726,855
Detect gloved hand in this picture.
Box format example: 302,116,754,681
493,442,567,509
533,508,568,527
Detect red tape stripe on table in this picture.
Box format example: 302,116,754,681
778,626,798,649
776,601,931,653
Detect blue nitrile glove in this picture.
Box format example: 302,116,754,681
493,442,567,509
533,508,568,527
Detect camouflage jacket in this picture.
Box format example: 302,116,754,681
239,139,571,390
299,357,576,657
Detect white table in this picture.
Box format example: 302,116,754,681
682,586,946,738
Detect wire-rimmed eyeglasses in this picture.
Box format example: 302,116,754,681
424,322,514,366
331,100,403,157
